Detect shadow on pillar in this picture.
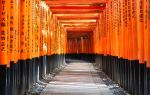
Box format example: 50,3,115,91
0,54,66,95
95,54,150,95
0,65,7,95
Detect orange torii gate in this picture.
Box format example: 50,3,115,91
0,0,150,95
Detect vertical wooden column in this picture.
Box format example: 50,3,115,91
148,1,150,95
9,0,16,95
19,0,27,94
137,0,145,94
0,0,8,95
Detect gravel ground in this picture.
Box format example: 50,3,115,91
94,64,129,95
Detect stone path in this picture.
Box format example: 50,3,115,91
40,63,116,95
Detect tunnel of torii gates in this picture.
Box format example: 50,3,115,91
0,0,150,95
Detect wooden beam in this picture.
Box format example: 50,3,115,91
57,16,99,20
65,27,95,31
45,0,108,5
50,6,105,10
52,10,102,14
